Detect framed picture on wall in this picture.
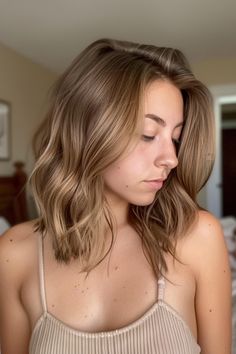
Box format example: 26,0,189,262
0,100,11,160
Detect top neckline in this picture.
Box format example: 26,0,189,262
38,233,166,313
32,234,200,351
30,299,201,353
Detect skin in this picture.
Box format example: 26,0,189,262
0,80,232,354
103,79,183,218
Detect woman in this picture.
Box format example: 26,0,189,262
0,38,231,354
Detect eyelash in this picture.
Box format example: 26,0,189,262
142,135,181,146
142,135,155,142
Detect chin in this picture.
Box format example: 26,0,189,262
131,195,156,207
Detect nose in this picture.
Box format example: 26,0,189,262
154,139,178,170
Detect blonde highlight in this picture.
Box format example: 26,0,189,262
30,38,215,276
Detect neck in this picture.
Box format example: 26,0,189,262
104,194,130,231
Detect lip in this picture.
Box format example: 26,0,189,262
144,179,166,190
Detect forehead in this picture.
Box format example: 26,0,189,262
144,79,184,124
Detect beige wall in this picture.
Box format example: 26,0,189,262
0,41,57,177
193,57,236,86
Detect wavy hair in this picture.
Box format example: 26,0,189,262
30,38,215,276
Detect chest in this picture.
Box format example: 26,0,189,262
22,238,197,338
44,243,159,332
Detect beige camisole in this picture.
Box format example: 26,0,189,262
29,236,201,354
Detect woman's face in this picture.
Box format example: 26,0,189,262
103,79,184,207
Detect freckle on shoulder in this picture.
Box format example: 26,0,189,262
176,210,222,258
196,210,222,233
0,220,38,264
1,220,38,243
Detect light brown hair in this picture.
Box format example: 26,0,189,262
30,38,215,276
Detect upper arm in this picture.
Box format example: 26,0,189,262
0,227,31,354
189,211,232,354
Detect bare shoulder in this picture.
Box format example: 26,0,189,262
0,219,38,249
0,220,39,284
176,210,229,276
182,209,223,240
0,222,39,353
177,210,232,353
192,209,223,241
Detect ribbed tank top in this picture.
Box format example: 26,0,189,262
29,236,201,354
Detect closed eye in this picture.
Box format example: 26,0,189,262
142,135,155,142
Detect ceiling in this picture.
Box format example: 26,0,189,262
0,0,235,73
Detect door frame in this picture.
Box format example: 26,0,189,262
206,84,236,217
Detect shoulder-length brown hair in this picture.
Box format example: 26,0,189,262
30,38,215,276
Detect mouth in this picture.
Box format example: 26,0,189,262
144,178,166,190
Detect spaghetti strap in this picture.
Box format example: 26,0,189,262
157,275,165,301
38,233,47,313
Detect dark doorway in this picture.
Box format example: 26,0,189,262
222,104,236,217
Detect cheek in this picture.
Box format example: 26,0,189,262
102,153,158,206
117,153,148,181
103,164,134,189
103,152,147,188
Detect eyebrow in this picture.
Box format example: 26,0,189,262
145,114,184,129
